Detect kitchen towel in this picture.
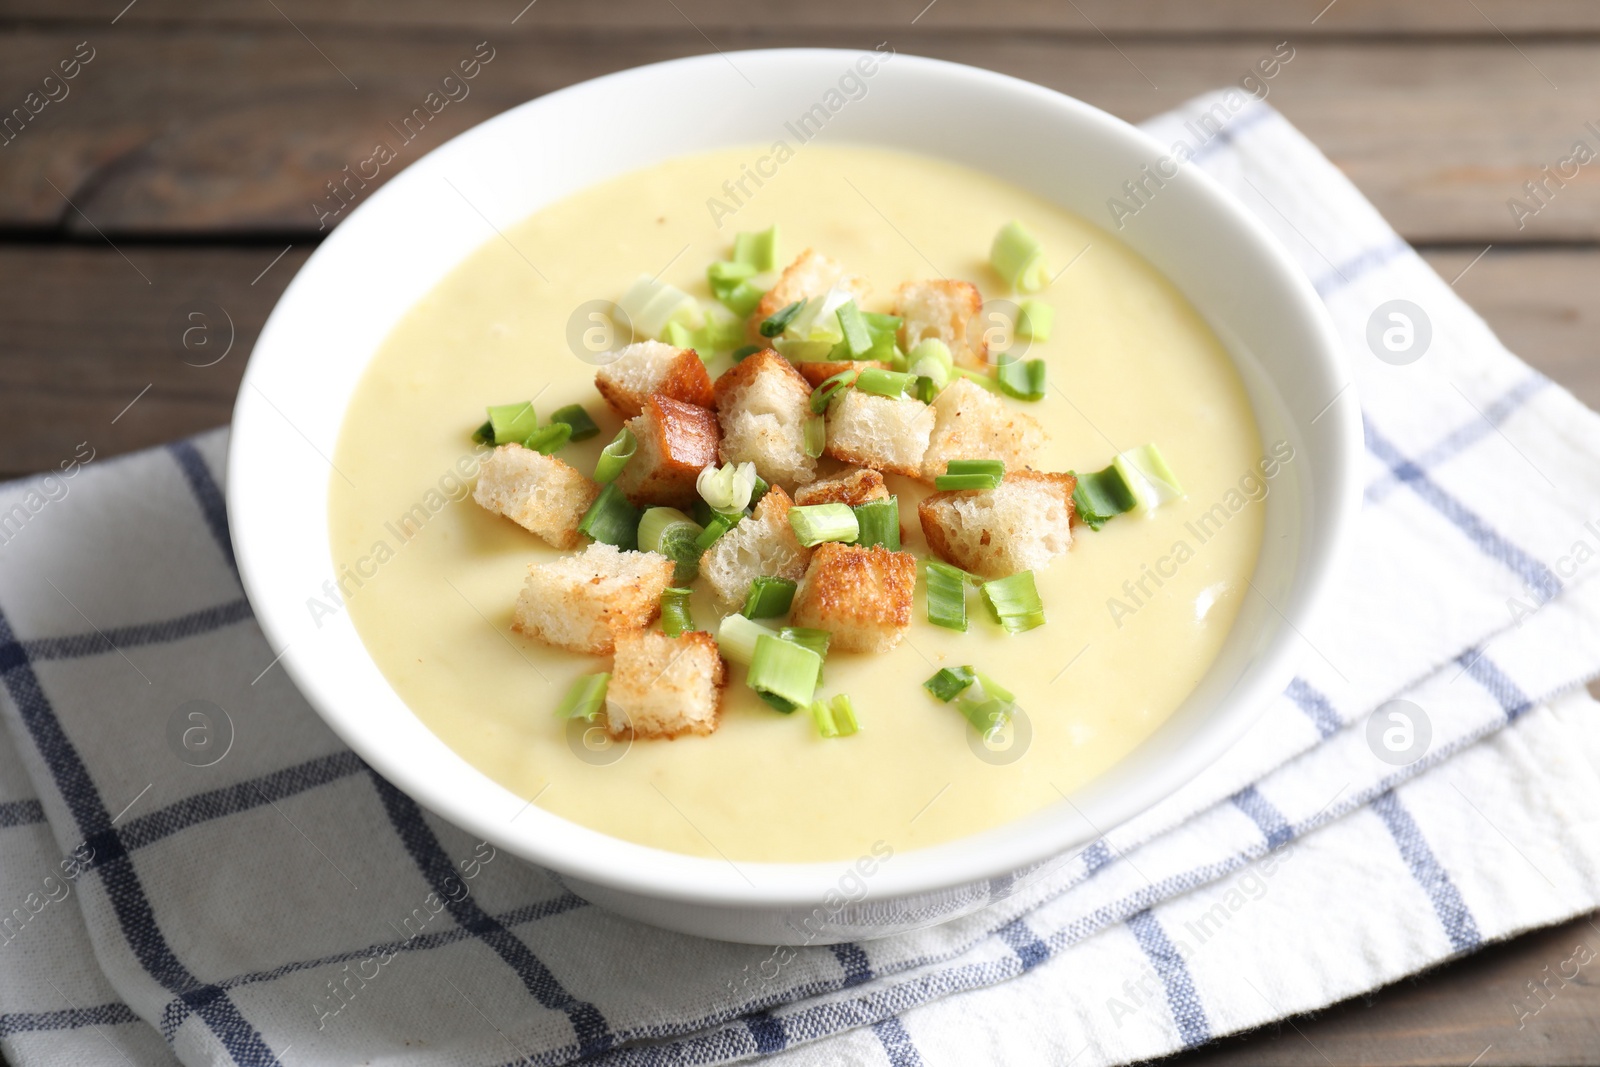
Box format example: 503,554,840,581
2,88,1600,1067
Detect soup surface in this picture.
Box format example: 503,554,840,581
329,144,1266,863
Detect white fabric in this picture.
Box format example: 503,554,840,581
1,92,1598,1067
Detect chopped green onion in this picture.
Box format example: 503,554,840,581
913,375,939,404
716,613,773,666
810,698,840,738
836,301,874,358
907,338,953,384
471,419,495,444
697,461,758,514
778,626,830,662
804,414,826,458
733,225,779,271
693,314,749,354
663,319,696,349
556,672,609,721
488,402,539,446
853,497,900,550
709,259,757,285
523,422,572,455
759,300,804,338
923,560,969,631
749,633,822,711
789,503,860,547
1018,299,1054,341
981,571,1045,633
960,696,1014,738
996,356,1047,401
549,404,600,442
774,338,838,362
862,311,903,333
809,369,856,414
1113,444,1184,512
952,366,1003,393
743,576,797,619
990,220,1050,293
718,280,765,317
924,666,977,703
578,483,640,550
660,587,695,637
618,274,704,339
752,475,771,506
830,693,859,735
1071,466,1137,530
594,427,636,484
694,512,737,551
731,344,763,362
855,367,916,398
638,507,705,583
934,459,1006,492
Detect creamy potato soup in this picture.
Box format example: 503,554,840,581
329,145,1267,863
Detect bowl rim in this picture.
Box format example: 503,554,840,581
228,47,1362,908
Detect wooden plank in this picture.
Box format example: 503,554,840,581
1,30,1597,243
8,0,1600,36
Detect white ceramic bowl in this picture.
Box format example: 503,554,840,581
228,49,1360,944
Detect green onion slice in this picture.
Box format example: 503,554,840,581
809,369,857,414
923,560,969,631
618,273,704,339
577,483,640,550
853,497,900,550
1018,299,1054,341
549,404,600,442
749,633,822,711
716,613,773,666
594,427,636,484
1113,444,1184,512
759,300,804,338
1071,464,1139,530
855,367,916,398
694,512,738,552
789,503,860,547
778,626,830,662
810,699,839,738
556,672,610,721
981,571,1045,633
743,576,798,619
522,423,572,455
697,461,758,514
923,665,977,702
664,319,695,349
803,414,827,458
990,220,1051,293
471,419,495,445
836,301,874,358
906,338,953,384
733,225,779,271
660,588,695,637
830,693,859,736
718,280,766,318
952,366,1003,393
488,402,539,446
960,696,1014,738
638,506,705,583
934,459,1006,492
996,356,1047,402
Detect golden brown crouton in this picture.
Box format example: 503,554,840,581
894,280,987,369
790,543,917,653
605,630,726,739
698,486,813,611
824,390,935,478
472,444,599,549
512,543,674,655
919,470,1076,579
614,394,721,509
793,360,890,388
713,349,817,487
594,341,714,418
920,377,1047,484
792,466,889,508
749,249,869,337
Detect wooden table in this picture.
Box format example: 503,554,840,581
2,2,1597,1063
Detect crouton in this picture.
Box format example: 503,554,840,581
473,444,599,550
605,630,726,739
750,249,869,335
512,543,674,655
713,349,817,487
594,340,714,418
824,389,935,478
793,466,889,507
614,394,721,509
789,543,917,653
894,280,986,370
794,360,890,388
699,485,812,611
919,470,1076,579
920,377,1047,484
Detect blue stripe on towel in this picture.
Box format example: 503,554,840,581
0,1002,141,1039
1456,649,1535,721
997,917,1050,972
166,441,237,578
1082,840,1114,874
1367,376,1550,504
1230,786,1293,850
830,942,873,987
1311,238,1410,296
1127,909,1211,1048
0,798,45,828
871,1015,925,1066
744,1010,786,1054
14,598,253,665
1284,677,1342,739
1372,791,1481,952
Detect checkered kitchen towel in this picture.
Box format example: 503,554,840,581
4,90,1600,1067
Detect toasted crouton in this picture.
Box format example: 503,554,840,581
825,390,935,478
750,249,869,335
594,341,714,417
512,543,674,655
789,543,916,653
895,280,986,369
614,394,721,509
794,360,891,388
793,466,889,507
919,470,1076,579
920,377,1047,484
473,444,599,549
605,630,726,739
713,349,817,487
699,486,812,611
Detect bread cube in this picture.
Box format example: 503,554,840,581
920,377,1047,484
824,390,934,478
894,280,986,369
605,630,726,739
614,394,721,509
749,248,868,335
699,485,812,611
789,543,917,653
792,466,889,508
594,340,714,417
472,444,599,549
512,543,674,655
918,470,1076,579
713,349,817,487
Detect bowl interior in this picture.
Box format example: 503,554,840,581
228,49,1358,907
